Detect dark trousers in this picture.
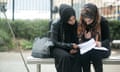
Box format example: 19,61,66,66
51,48,82,72
80,49,109,72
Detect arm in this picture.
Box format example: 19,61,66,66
50,21,73,50
101,17,110,49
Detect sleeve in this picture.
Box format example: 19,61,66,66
50,21,73,50
101,17,110,49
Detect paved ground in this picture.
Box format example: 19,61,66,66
0,49,120,72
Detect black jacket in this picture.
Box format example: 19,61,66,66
51,19,78,51
50,4,78,51
100,17,111,54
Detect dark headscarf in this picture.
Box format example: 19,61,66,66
59,4,78,43
59,4,76,23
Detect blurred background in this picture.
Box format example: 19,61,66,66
0,0,120,72
1,0,120,20
0,0,120,51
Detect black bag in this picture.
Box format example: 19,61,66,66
31,37,53,58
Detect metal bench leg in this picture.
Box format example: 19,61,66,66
37,64,41,72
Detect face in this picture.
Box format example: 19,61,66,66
84,17,94,25
67,16,76,25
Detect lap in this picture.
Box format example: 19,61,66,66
52,48,80,59
90,49,109,59
52,48,73,58
80,49,109,62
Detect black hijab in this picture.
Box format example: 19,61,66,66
59,4,78,43
59,4,76,23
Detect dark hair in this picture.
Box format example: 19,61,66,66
78,3,101,41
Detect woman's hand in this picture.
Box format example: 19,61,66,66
69,43,78,54
72,43,78,49
70,49,78,54
96,41,101,47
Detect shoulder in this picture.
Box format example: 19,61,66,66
51,19,61,27
100,16,110,34
50,19,62,31
52,19,59,24
100,16,109,27
51,19,60,26
100,16,108,24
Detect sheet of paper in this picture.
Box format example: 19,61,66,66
78,38,108,55
78,38,96,54
94,47,108,51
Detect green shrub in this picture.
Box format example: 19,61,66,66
0,19,16,51
1,19,120,50
19,39,32,50
0,29,13,51
11,19,49,50
0,19,49,50
0,29,11,42
11,19,49,40
109,20,120,40
0,19,12,33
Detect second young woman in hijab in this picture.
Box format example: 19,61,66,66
51,4,81,72
77,3,111,72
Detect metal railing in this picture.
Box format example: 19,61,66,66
1,0,120,20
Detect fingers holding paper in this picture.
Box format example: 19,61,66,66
72,43,79,49
77,38,108,54
96,41,102,47
70,49,78,54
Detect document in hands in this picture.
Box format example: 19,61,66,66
78,38,108,55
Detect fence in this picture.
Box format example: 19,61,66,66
0,0,120,20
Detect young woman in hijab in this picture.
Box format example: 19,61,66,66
50,4,81,72
77,3,111,72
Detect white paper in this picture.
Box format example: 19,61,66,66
78,38,96,54
78,38,108,55
94,47,108,51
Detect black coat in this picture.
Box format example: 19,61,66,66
100,17,111,57
50,4,78,51
51,19,78,51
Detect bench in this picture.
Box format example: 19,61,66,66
112,40,120,44
112,40,120,48
27,56,120,72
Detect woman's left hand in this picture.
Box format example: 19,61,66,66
96,41,101,47
70,49,78,54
